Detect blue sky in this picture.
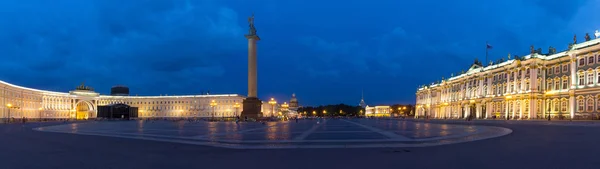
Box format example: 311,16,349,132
0,0,598,106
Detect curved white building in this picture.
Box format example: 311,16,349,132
1,80,244,120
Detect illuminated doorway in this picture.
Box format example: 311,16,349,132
76,101,92,120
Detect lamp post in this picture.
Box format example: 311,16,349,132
268,98,277,117
281,102,289,117
233,102,240,117
6,104,20,123
210,100,217,119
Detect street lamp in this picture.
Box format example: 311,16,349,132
6,103,20,123
210,100,217,119
281,102,289,110
268,98,277,117
233,102,240,117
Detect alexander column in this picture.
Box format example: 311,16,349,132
241,13,262,119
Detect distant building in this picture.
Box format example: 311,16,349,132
359,90,367,108
110,85,130,96
365,105,391,117
290,93,299,110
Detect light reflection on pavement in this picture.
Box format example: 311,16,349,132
34,118,511,149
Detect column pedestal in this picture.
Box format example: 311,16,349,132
241,97,262,120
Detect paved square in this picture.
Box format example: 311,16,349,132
34,119,511,149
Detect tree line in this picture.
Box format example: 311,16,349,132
297,104,414,117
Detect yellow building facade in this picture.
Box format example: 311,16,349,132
0,80,244,120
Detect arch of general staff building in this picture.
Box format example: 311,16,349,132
416,36,600,120
0,80,245,121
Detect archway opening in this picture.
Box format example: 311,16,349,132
76,102,91,120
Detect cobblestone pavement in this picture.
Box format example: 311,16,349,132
0,119,598,169
33,119,511,149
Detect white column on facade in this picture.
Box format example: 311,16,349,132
531,67,538,92
487,75,493,96
506,71,510,94
519,99,524,119
521,68,526,92
486,102,491,118
505,101,509,119
463,104,468,118
476,103,481,118
570,55,577,119
513,69,518,93
530,98,537,119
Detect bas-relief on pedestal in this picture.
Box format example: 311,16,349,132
241,13,263,119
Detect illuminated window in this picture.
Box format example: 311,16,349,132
561,100,567,112
597,99,600,111
547,81,552,90
554,101,559,112
577,99,584,112
587,99,594,112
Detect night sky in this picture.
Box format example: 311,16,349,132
0,0,598,106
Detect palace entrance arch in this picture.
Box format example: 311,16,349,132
75,101,94,120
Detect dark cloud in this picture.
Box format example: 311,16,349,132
0,0,597,105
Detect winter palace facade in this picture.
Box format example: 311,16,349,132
0,80,246,120
416,35,600,120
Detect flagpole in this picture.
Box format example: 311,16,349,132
486,41,489,66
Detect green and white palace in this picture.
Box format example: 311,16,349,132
416,31,600,120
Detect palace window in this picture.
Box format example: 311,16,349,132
517,82,521,91
597,72,600,84
483,86,487,95
524,101,529,113
510,84,514,93
579,74,585,85
578,99,584,112
554,80,559,90
525,81,530,91
548,69,553,75
579,58,585,66
563,79,568,89
561,100,567,112
555,66,560,74
547,81,552,90
597,55,600,63
589,56,595,64
597,99,600,111
588,73,594,85
587,99,594,112
554,101,559,112
563,64,568,72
